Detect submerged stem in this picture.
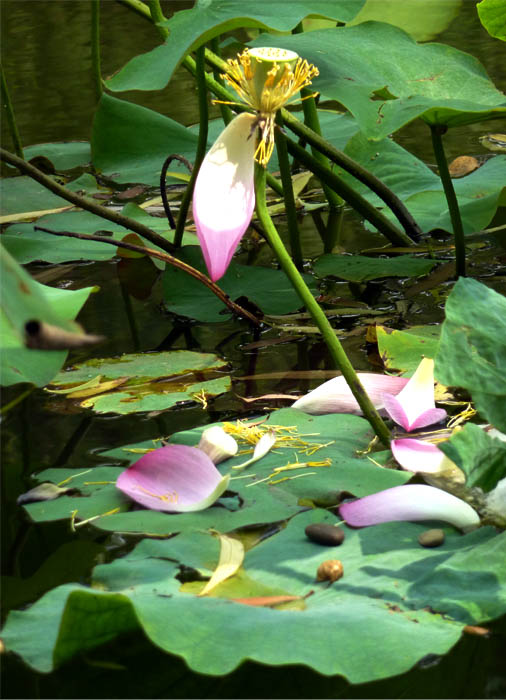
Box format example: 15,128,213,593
430,125,466,277
254,164,391,447
174,46,208,247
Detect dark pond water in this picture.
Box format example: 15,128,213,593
1,1,506,697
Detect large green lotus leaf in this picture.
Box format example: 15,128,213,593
389,156,506,235
477,0,506,41
250,23,506,139
0,174,106,219
22,409,409,534
4,513,505,680
0,176,74,217
347,0,462,41
23,141,91,170
2,204,196,264
163,247,319,320
313,254,440,282
377,325,440,375
106,0,365,93
321,115,505,234
435,278,506,431
0,246,96,387
438,423,506,492
46,350,230,415
91,94,201,186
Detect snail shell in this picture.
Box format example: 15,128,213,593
316,559,343,583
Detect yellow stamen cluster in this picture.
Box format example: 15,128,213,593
221,48,319,165
222,420,332,456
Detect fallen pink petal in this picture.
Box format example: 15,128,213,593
193,112,257,281
116,444,230,513
340,484,480,531
391,438,455,474
292,373,409,415
382,358,446,431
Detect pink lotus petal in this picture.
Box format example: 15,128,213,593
292,373,409,415
382,358,446,431
391,438,452,473
193,112,257,281
340,484,479,531
116,445,229,513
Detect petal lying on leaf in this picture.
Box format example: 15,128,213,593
232,430,276,470
292,373,409,415
193,112,257,281
382,358,446,431
198,426,238,464
391,438,456,474
116,445,229,513
340,484,480,531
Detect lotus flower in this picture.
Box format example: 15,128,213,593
292,373,409,416
382,358,446,431
340,484,480,531
193,47,318,281
116,444,230,513
193,112,257,281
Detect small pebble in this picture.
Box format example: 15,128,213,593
305,523,345,546
418,528,445,548
316,559,344,583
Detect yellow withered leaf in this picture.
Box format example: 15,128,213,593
198,534,244,596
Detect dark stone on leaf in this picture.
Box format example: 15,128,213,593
305,523,345,546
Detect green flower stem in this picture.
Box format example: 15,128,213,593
274,115,303,269
255,163,391,447
0,146,178,255
90,0,103,101
210,38,234,126
293,21,343,223
116,0,152,21
174,46,208,247
284,134,413,246
430,125,466,277
145,0,168,38
1,64,24,159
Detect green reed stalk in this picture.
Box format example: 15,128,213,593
1,65,24,159
255,163,391,447
430,125,466,277
91,0,103,100
174,46,208,247
210,38,234,126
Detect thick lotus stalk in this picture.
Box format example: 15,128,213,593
292,373,409,416
198,426,238,464
193,48,319,281
116,444,229,513
382,358,446,432
340,484,480,532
